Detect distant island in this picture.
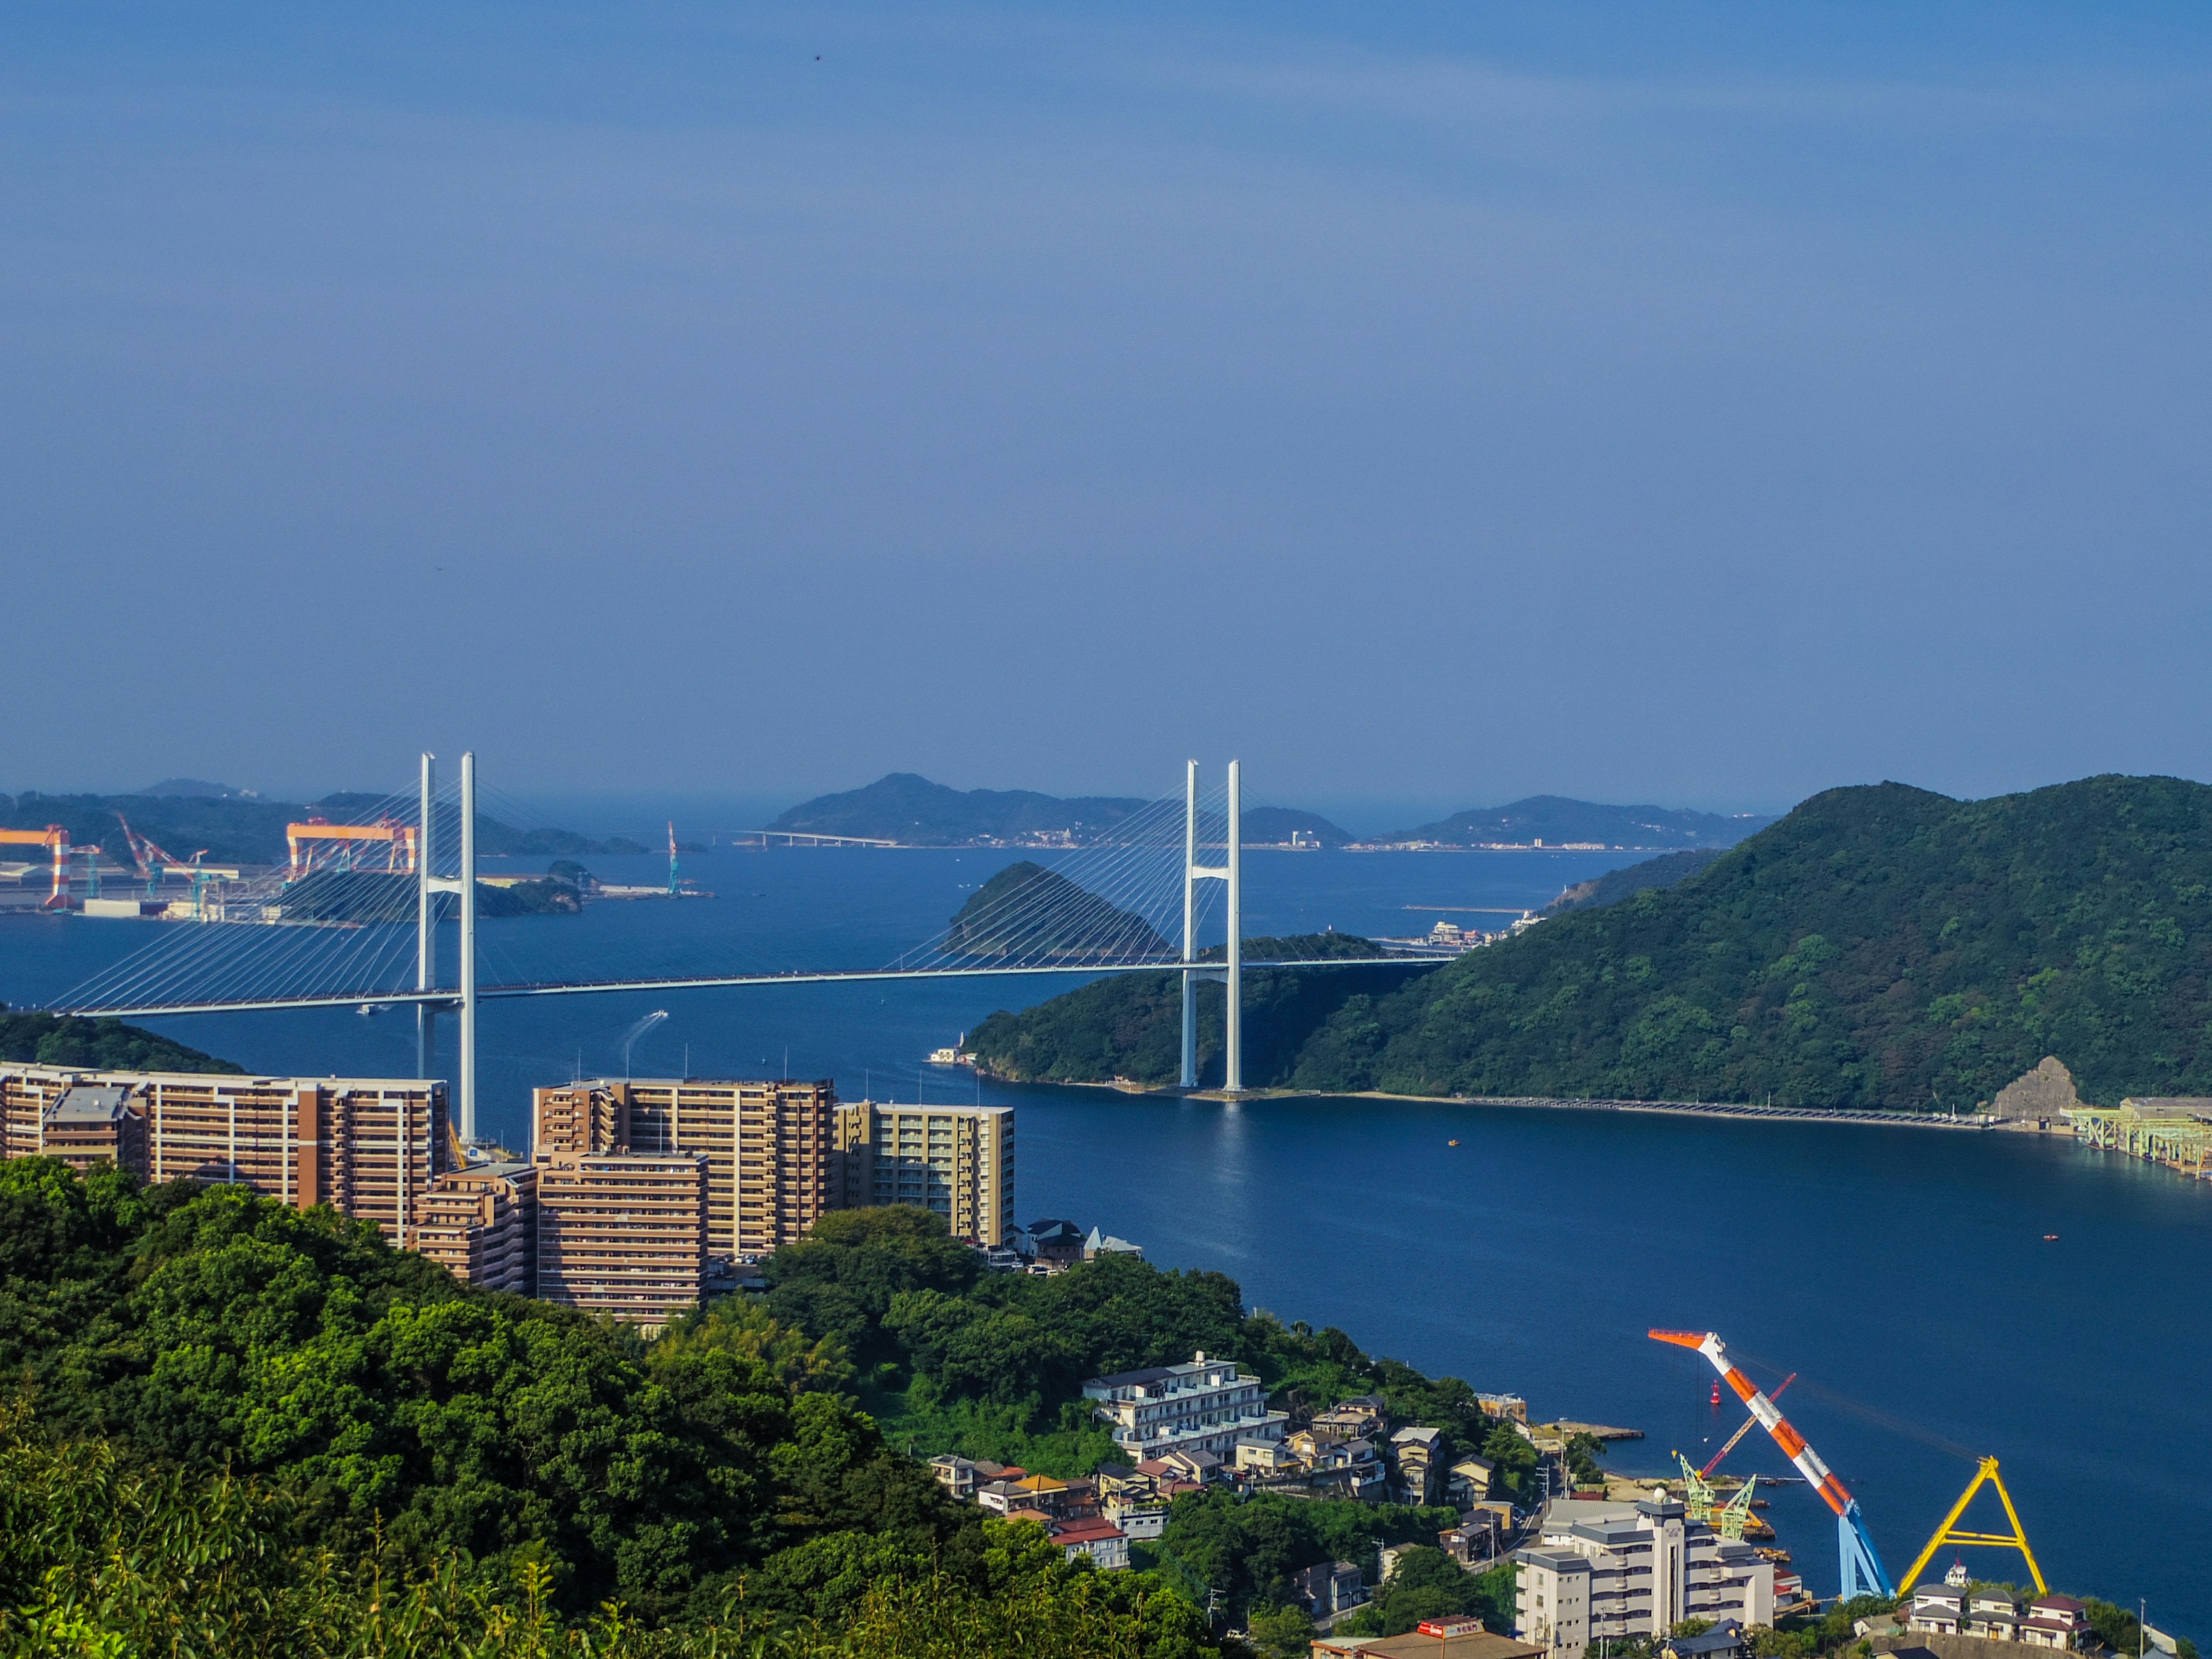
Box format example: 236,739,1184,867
972,774,2212,1109
770,773,1357,847
0,786,646,866
1368,795,1774,850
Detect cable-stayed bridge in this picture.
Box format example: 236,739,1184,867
43,754,1455,1138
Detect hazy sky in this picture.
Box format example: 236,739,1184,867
5,3,2209,814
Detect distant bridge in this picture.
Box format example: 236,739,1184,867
60,955,1450,1021
43,752,1458,1139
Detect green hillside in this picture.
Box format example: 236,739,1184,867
0,1009,243,1074
1381,794,1774,849
967,933,1426,1088
1293,775,2212,1108
946,861,1172,959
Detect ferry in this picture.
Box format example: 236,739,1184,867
927,1033,973,1066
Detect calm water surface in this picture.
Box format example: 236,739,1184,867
2,846,2205,1631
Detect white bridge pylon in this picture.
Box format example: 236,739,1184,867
1181,759,1244,1093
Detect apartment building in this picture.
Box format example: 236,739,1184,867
412,1161,537,1292
535,1149,707,1325
831,1100,1014,1244
533,1078,835,1259
1,1063,448,1241
1514,1495,1775,1659
1082,1350,1289,1463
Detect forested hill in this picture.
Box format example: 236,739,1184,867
0,789,644,864
946,862,1172,959
0,1009,244,1074
967,933,1427,1088
1292,775,2212,1109
1381,795,1772,848
1541,848,1724,915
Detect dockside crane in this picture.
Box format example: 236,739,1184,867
1651,1330,1894,1601
1705,1372,1794,1478
0,825,73,909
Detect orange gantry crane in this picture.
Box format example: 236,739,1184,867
286,817,418,878
0,825,73,908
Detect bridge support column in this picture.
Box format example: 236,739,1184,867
458,751,477,1143
1181,760,1198,1088
1180,759,1243,1093
419,750,477,1147
416,753,435,1080
1225,759,1241,1094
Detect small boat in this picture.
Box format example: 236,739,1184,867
927,1032,972,1066
1448,1138,1460,1146
355,1001,395,1017
2043,1233,2058,1241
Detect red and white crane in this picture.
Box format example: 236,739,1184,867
1650,1329,1893,1600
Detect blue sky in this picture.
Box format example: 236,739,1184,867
4,3,2208,814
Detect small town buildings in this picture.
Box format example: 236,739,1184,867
1291,1559,1368,1618
2022,1596,2090,1649
1084,1225,1143,1259
1449,1455,1498,1505
1660,1619,1752,1659
1393,1425,1444,1505
1440,1512,1503,1567
1083,1353,1288,1463
929,1455,979,1501
1908,1587,1964,1637
1047,1516,1130,1571
1313,1622,1543,1659
1478,1393,1529,1423
1027,1218,1086,1268
1310,1402,1385,1444
1513,1495,1775,1659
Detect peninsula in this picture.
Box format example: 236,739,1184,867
972,774,2212,1110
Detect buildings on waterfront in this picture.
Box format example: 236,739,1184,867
2,1062,1022,1330
533,1078,836,1258
1,1062,448,1241
411,1161,537,1293
535,1149,709,1323
1513,1494,1776,1659
831,1100,1014,1244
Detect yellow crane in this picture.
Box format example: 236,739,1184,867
1896,1457,2047,1595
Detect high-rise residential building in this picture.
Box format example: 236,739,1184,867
532,1078,835,1260
412,1161,537,1293
0,1063,448,1242
831,1101,1014,1245
534,1149,707,1325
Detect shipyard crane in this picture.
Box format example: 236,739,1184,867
1705,1372,1794,1477
113,812,204,897
1651,1330,1894,1601
0,825,73,908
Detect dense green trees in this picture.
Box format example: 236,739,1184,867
0,1007,243,1072
0,1162,1232,1656
1154,1491,1460,1614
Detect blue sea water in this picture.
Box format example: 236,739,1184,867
2,845,2205,1634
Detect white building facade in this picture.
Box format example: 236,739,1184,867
1515,1496,1775,1659
1082,1350,1289,1462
